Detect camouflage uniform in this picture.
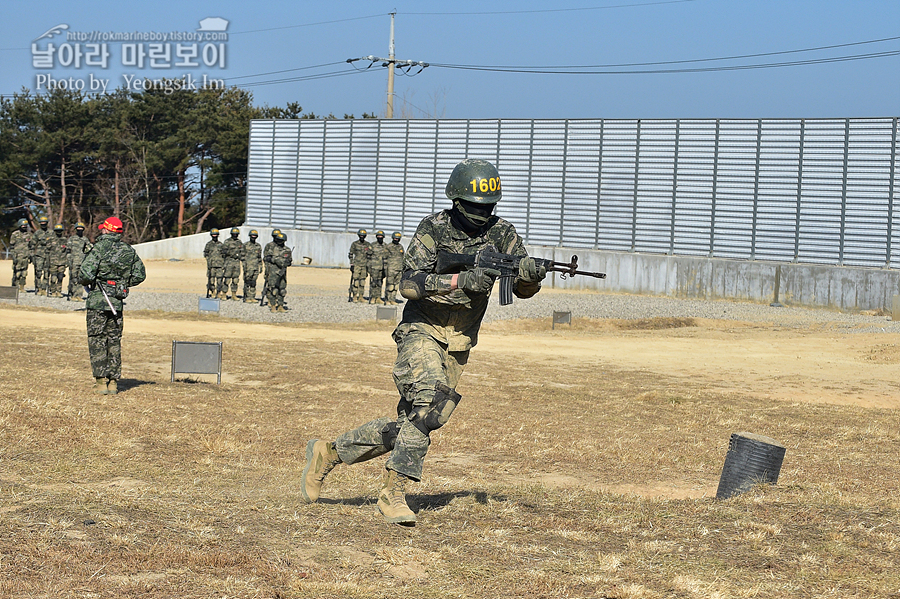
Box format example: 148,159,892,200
334,208,539,482
32,221,52,295
367,234,389,304
348,237,372,302
241,234,262,302
79,231,146,382
46,227,68,297
203,236,225,298
222,230,243,299
384,234,405,304
9,223,33,290
264,235,292,311
67,229,92,300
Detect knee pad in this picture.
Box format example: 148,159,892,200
380,421,400,450
409,383,462,436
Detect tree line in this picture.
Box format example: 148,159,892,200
1,84,373,247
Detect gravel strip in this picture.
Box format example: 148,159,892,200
7,280,900,334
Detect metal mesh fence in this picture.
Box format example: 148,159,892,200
246,117,899,268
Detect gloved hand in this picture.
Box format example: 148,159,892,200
457,267,501,294
518,257,547,283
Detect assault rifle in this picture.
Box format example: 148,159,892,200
436,246,606,305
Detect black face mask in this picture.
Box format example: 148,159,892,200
450,199,495,236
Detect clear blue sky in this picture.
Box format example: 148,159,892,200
2,0,898,119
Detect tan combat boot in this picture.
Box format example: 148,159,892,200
93,377,108,394
377,469,416,525
300,439,341,503
269,304,277,313
107,379,118,395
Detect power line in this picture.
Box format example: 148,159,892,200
402,0,697,16
430,48,900,75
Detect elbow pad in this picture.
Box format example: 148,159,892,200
399,271,427,300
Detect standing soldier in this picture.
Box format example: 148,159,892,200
32,215,52,296
384,231,405,305
203,229,225,299
263,231,292,312
241,229,262,303
261,229,282,305
222,227,243,300
299,159,547,526
67,222,92,301
348,229,372,303
79,217,146,395
46,224,68,297
9,218,33,292
367,230,388,304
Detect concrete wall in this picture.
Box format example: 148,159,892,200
136,229,900,313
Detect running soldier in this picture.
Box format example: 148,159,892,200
9,218,32,292
67,222,92,301
384,231,405,305
46,224,68,297
367,230,388,304
241,229,262,303
79,217,146,395
32,215,52,296
348,229,372,303
203,229,225,299
222,227,243,300
264,231,292,312
300,159,547,526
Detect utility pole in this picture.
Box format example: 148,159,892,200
386,12,395,119
347,13,428,119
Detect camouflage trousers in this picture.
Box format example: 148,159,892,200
367,266,385,301
32,255,48,292
47,263,66,295
11,254,29,287
206,266,224,295
266,270,287,307
243,269,259,301
350,265,368,301
334,328,469,481
384,269,402,303
86,309,124,380
223,260,241,296
68,260,85,298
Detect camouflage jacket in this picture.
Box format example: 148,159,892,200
264,241,293,271
9,230,33,260
398,209,533,352
47,233,68,266
385,242,405,272
348,239,372,267
79,232,146,312
368,241,388,270
66,234,92,265
32,227,52,258
242,240,262,272
222,237,243,263
203,239,225,268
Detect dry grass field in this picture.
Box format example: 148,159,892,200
1,260,899,598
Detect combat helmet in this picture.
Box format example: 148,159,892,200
230,227,240,236
445,159,502,205
38,215,49,225
16,218,28,228
357,228,367,238
53,224,64,232
249,229,258,238
375,230,385,238
75,222,85,230
272,228,282,238
392,231,402,240
210,228,219,236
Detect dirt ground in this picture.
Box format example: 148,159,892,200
4,258,899,411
